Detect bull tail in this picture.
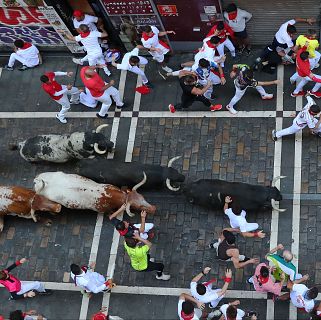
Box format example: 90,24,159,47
34,179,46,193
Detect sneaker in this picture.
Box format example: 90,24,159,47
246,311,258,317
262,93,273,100
72,58,83,65
272,129,277,141
208,241,219,249
156,274,171,281
36,289,53,296
207,310,222,317
18,65,29,71
96,113,108,119
70,100,80,105
210,104,222,111
162,66,173,73
56,114,67,124
149,257,155,262
247,277,254,284
168,104,176,113
4,65,13,71
144,81,154,88
226,105,238,114
307,90,321,98
116,103,127,109
291,91,305,97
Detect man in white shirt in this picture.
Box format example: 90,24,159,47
223,196,265,238
190,267,232,309
139,25,175,74
220,301,257,320
111,47,152,88
65,25,111,76
272,95,321,140
224,3,252,54
73,10,100,33
4,39,41,71
177,293,204,320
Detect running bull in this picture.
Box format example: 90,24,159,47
0,186,61,232
33,171,156,217
77,156,185,191
183,176,286,212
9,124,114,163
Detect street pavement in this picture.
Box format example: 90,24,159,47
0,48,320,319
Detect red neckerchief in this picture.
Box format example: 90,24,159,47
118,228,129,236
80,31,90,38
21,43,32,50
180,311,194,320
306,36,315,40
142,32,154,41
258,275,269,284
206,40,217,49
228,11,237,20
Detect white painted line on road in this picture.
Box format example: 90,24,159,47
0,67,3,79
107,70,127,159
79,213,104,320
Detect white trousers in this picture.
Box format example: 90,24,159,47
133,222,154,240
95,86,123,116
80,87,98,108
8,52,39,68
16,281,45,295
275,119,321,138
310,51,321,69
198,73,221,99
56,86,80,120
228,81,268,108
291,74,321,94
149,45,169,63
81,53,111,75
206,287,225,308
217,38,236,57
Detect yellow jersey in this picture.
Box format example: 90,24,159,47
296,35,319,58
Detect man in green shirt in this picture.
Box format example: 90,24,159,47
124,234,170,280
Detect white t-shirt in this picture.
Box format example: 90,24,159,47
294,96,318,128
75,31,102,57
73,14,98,31
224,8,252,33
290,284,315,312
220,304,245,320
190,282,222,306
275,19,296,47
116,48,145,71
177,299,202,320
224,208,252,232
17,44,39,67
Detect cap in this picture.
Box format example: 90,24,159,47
73,10,83,17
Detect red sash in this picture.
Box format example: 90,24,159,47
80,31,90,38
21,42,32,49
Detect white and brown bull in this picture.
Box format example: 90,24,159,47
0,186,62,232
33,172,156,217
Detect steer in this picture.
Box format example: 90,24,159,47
77,156,185,191
9,124,114,163
0,186,62,232
183,176,286,212
34,172,156,217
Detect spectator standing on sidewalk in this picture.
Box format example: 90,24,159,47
124,233,171,281
0,258,52,300
168,70,222,113
4,39,42,71
223,3,252,55
40,71,80,124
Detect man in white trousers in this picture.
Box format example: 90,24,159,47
111,47,152,88
65,24,111,76
0,258,52,300
80,65,126,119
272,95,321,140
40,71,80,124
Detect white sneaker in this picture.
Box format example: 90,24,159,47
149,258,155,262
72,58,83,65
162,66,173,73
56,114,67,124
156,274,171,281
70,100,80,105
315,63,320,69
262,93,273,100
207,310,222,319
226,105,238,114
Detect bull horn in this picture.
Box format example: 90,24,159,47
94,143,107,155
166,178,180,191
272,175,286,187
132,172,147,191
167,156,181,168
126,202,135,217
95,124,109,133
271,199,286,212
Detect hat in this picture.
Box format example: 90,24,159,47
135,85,151,95
73,10,83,17
92,312,108,320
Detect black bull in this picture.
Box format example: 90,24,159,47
76,156,185,191
183,177,285,212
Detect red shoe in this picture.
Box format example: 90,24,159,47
210,104,222,111
168,104,176,113
308,90,321,98
291,91,305,97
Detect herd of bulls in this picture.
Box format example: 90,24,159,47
0,125,285,231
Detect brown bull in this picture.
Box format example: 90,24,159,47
0,186,62,232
